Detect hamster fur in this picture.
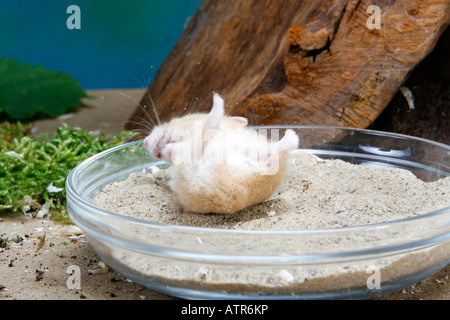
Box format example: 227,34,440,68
143,93,299,214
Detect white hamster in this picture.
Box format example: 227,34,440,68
143,93,299,214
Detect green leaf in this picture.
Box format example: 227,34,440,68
0,57,87,120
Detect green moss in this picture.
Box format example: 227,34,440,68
0,122,137,215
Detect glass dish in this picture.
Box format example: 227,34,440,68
66,126,450,299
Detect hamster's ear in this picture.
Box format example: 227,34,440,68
230,116,248,127
205,93,224,130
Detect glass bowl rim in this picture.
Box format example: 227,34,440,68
66,125,450,237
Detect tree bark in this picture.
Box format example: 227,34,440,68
126,0,450,134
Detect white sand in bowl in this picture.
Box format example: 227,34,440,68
94,152,449,230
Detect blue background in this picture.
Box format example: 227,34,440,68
0,0,202,89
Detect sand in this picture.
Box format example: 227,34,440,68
95,152,450,230
92,152,450,298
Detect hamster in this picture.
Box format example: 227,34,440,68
143,93,299,214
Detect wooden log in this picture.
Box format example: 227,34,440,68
126,0,450,134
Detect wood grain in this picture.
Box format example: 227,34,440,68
126,0,450,134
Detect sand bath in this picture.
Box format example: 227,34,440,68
94,152,450,230
91,152,450,297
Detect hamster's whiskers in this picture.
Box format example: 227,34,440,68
145,92,161,126
121,119,153,137
118,91,160,135
183,96,199,116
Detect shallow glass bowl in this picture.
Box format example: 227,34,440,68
66,126,450,299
